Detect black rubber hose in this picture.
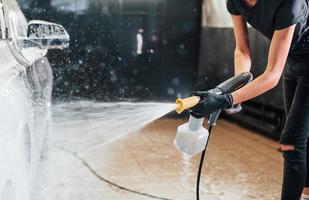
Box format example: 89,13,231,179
196,125,214,200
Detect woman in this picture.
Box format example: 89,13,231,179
190,0,309,199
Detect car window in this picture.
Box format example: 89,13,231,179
3,0,27,38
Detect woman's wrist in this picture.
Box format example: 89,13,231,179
231,92,239,105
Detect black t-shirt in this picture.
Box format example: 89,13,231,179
226,0,309,58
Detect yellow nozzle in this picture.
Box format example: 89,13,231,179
175,96,200,114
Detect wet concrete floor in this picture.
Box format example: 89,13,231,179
35,119,283,200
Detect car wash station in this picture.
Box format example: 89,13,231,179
1,0,309,200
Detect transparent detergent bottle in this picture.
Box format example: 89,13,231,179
174,116,209,156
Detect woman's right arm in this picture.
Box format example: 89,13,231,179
231,15,252,74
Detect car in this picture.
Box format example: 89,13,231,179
0,0,69,199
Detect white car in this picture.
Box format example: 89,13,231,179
0,0,69,200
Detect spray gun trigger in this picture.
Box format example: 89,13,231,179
208,110,221,127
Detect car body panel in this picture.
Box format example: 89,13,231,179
0,40,20,74
0,1,68,199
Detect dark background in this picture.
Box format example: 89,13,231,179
18,0,202,101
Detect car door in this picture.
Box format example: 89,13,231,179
0,1,21,75
0,0,5,38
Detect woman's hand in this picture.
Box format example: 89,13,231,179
189,91,233,119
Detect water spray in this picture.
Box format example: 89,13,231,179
174,72,253,200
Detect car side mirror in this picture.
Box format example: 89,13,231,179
19,20,70,49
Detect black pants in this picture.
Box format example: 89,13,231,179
280,58,309,200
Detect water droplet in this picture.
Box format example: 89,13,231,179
167,87,175,95
172,78,180,86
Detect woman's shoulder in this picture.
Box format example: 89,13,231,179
226,0,241,15
275,0,307,15
274,0,305,7
226,0,239,5
273,0,307,30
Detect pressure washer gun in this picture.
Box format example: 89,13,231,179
174,72,253,156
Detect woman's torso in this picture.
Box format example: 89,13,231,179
227,0,309,60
